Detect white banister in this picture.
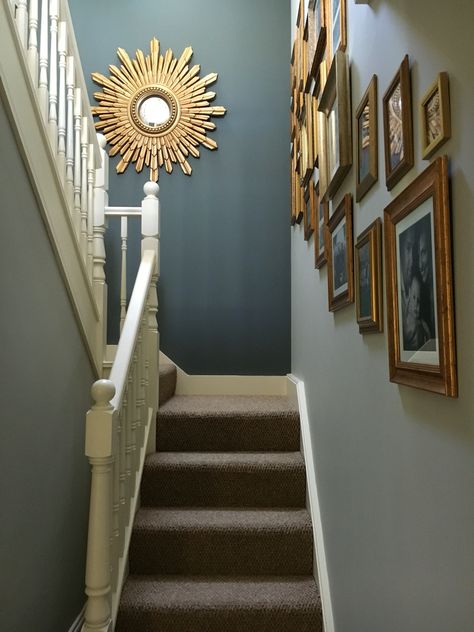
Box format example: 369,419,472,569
81,115,89,257
27,0,39,80
65,54,75,207
87,143,95,282
104,206,141,217
120,216,128,333
16,0,28,47
56,19,66,178
93,134,109,361
73,86,82,238
48,0,59,151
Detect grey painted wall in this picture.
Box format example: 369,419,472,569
69,0,291,375
291,1,474,631
0,95,94,631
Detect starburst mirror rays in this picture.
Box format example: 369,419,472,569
91,38,226,181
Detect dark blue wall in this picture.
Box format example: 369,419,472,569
70,0,291,375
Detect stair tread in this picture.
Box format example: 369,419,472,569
159,394,297,415
147,451,304,468
134,507,312,532
120,574,320,609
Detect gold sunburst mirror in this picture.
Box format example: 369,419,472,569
91,38,226,181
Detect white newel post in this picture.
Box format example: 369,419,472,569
141,181,160,453
83,379,115,632
93,134,109,367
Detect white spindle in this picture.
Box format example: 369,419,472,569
87,144,95,282
120,216,128,333
81,115,89,258
48,0,59,151
93,134,109,359
83,380,114,632
56,20,67,178
38,0,49,120
65,55,75,208
27,0,39,80
15,0,28,47
73,87,82,238
125,373,134,505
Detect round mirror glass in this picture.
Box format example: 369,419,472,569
138,95,171,127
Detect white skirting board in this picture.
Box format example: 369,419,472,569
67,606,85,632
287,374,335,632
159,351,288,396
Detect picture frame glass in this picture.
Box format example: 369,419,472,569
388,80,404,170
425,89,441,145
357,241,371,319
332,0,341,53
332,216,347,297
359,102,370,182
328,97,339,179
396,197,439,365
318,199,325,254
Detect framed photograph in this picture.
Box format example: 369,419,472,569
384,156,457,397
327,193,353,311
300,95,315,185
307,0,327,81
355,218,383,333
382,55,414,191
356,75,378,202
318,50,352,199
421,72,451,160
304,183,316,241
315,184,329,268
327,0,347,62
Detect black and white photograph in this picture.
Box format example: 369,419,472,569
396,198,438,364
327,193,353,311
358,241,370,319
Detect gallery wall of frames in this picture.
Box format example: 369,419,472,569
290,0,456,397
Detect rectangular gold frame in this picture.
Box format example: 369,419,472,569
327,193,353,311
314,185,329,269
355,75,378,202
383,156,457,397
382,55,414,191
355,218,383,334
318,50,352,200
421,72,451,160
304,183,316,241
307,0,327,83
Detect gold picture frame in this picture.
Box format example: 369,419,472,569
318,50,352,200
382,55,414,191
421,72,451,160
355,75,378,202
315,184,329,268
355,218,383,334
383,156,457,397
327,193,353,311
304,183,317,241
307,0,327,83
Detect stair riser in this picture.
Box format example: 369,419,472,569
129,528,313,575
141,467,306,507
157,415,300,452
159,368,177,406
116,609,321,632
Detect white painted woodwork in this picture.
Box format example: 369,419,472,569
48,0,59,151
104,206,141,217
80,115,89,257
87,143,95,282
287,375,335,632
16,0,28,47
93,134,109,364
73,87,82,238
27,0,39,80
120,216,128,333
38,0,49,120
0,0,102,374
56,20,67,178
65,54,75,207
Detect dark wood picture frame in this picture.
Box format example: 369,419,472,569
383,156,457,397
318,50,352,200
327,193,353,311
315,184,329,268
356,75,378,202
382,55,414,191
304,182,317,241
421,72,451,160
355,218,383,333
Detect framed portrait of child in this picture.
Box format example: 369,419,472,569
383,156,457,397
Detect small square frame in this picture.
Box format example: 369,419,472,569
421,72,451,160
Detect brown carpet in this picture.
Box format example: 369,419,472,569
116,362,323,631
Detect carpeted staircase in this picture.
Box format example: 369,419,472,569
116,363,323,632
